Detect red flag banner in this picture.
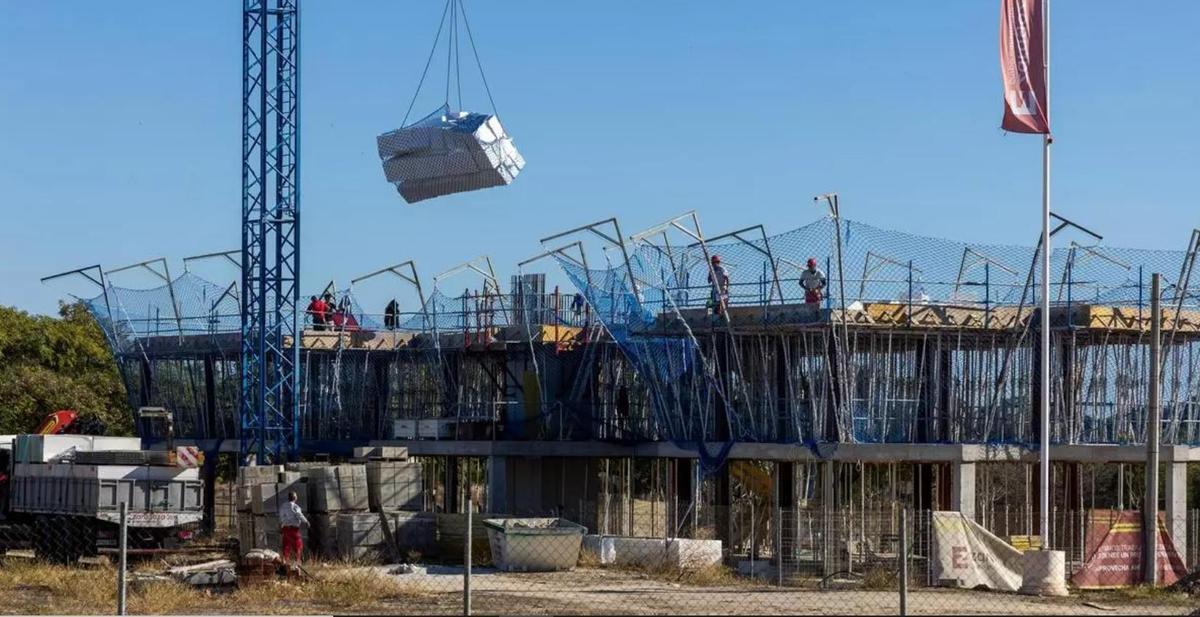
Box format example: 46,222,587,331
999,0,1050,133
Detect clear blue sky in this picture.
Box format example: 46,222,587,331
2,1,1196,315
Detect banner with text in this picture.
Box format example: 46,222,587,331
999,0,1050,133
1072,510,1188,589
932,511,1025,592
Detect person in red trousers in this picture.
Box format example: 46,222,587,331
278,491,309,563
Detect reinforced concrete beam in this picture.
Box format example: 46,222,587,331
158,438,1200,466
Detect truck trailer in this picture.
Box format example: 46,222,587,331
0,430,204,563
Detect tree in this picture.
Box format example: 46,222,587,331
0,302,130,435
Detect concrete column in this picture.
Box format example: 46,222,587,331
486,455,508,514
776,461,796,569
951,462,977,521
444,456,460,513
1165,461,1188,559
822,460,836,576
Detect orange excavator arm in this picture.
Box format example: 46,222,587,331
33,410,78,435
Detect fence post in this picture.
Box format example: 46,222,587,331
1145,272,1162,586
776,504,784,588
464,498,473,617
899,509,908,617
118,501,128,616
749,500,755,578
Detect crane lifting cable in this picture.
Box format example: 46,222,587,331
377,0,525,204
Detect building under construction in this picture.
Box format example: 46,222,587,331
73,212,1200,573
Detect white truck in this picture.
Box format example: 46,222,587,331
0,418,204,562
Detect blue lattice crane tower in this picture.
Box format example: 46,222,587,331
241,0,300,463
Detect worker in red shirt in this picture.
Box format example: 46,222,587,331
305,295,327,330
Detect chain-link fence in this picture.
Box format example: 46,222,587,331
2,505,1200,614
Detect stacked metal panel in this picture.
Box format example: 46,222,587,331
377,107,525,203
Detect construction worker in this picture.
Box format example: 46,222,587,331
306,295,327,330
801,258,827,305
708,254,730,316
571,292,585,323
278,491,309,563
384,299,399,330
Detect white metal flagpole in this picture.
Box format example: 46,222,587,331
1039,0,1052,549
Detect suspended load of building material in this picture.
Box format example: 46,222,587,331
379,0,523,203
377,105,524,204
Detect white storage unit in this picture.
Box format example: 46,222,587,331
377,107,524,204
582,535,723,570
417,418,454,440
392,420,418,440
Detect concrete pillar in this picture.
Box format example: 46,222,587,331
201,453,217,534
669,458,694,538
776,461,796,569
486,455,508,514
444,456,460,513
1165,461,1188,559
822,460,836,575
951,462,977,520
715,463,732,552
915,463,935,512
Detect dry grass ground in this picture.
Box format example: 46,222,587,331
0,557,1195,615
0,559,428,615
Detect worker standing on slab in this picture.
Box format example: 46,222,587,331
278,491,309,563
306,295,327,330
708,254,730,317
800,258,826,306
384,299,399,330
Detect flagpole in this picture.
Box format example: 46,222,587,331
1039,0,1051,550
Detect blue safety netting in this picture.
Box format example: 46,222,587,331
552,217,1200,450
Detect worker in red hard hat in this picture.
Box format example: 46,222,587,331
800,257,827,306
708,254,730,317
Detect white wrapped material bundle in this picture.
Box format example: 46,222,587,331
377,106,524,204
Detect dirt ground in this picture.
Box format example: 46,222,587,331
0,558,1194,615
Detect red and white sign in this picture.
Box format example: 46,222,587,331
999,0,1050,134
1072,510,1188,589
174,446,204,468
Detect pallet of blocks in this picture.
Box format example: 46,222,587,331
366,460,423,511
305,464,369,513
437,511,495,565
352,446,409,460
236,465,314,553
319,511,437,562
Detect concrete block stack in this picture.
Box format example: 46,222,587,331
285,464,368,559
307,464,369,512
366,460,423,511
236,466,310,553
333,511,437,562
233,453,430,562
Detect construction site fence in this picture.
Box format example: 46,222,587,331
3,506,1200,614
